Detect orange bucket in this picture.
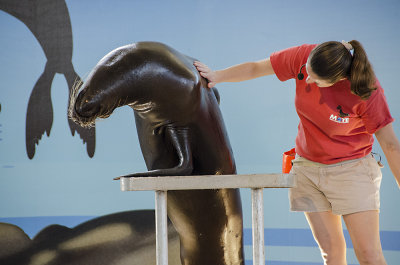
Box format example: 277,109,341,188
282,148,296,173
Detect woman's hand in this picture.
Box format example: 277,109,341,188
194,61,218,88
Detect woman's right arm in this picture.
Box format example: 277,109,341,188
375,123,400,188
194,59,275,88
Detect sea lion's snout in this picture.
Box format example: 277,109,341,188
74,92,100,118
68,87,98,128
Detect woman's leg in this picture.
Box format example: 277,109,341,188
343,210,386,265
305,211,347,265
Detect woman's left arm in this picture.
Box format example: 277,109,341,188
375,123,400,188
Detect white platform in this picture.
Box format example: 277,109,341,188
120,173,295,191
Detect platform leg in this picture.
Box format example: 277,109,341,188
252,188,265,265
155,190,168,265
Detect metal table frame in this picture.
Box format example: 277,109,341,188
119,173,296,265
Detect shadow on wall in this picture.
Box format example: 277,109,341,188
0,0,95,159
0,210,180,265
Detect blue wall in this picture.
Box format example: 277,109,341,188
1,0,399,263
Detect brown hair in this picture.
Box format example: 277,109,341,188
308,40,377,99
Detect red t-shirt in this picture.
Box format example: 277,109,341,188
270,44,394,164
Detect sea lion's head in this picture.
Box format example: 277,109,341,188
69,45,143,128
69,42,202,128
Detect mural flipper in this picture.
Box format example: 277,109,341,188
0,0,96,158
65,68,96,158
25,63,55,159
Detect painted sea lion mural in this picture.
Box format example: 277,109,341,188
0,211,180,265
0,0,95,159
68,41,245,265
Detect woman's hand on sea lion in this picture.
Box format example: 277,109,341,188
194,61,218,88
195,59,275,88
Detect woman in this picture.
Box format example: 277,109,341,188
194,40,400,265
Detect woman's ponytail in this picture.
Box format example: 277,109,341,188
309,40,377,100
348,40,377,99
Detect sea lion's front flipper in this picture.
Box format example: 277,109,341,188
114,126,193,180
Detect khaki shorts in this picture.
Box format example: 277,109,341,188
289,154,382,215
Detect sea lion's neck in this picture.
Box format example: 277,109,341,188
129,101,155,113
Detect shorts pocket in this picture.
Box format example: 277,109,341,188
361,156,382,183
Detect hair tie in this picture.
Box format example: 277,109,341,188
341,40,353,51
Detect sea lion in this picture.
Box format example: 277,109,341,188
68,41,244,265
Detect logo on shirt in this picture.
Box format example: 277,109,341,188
330,114,349,123
337,105,349,118
330,105,350,123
